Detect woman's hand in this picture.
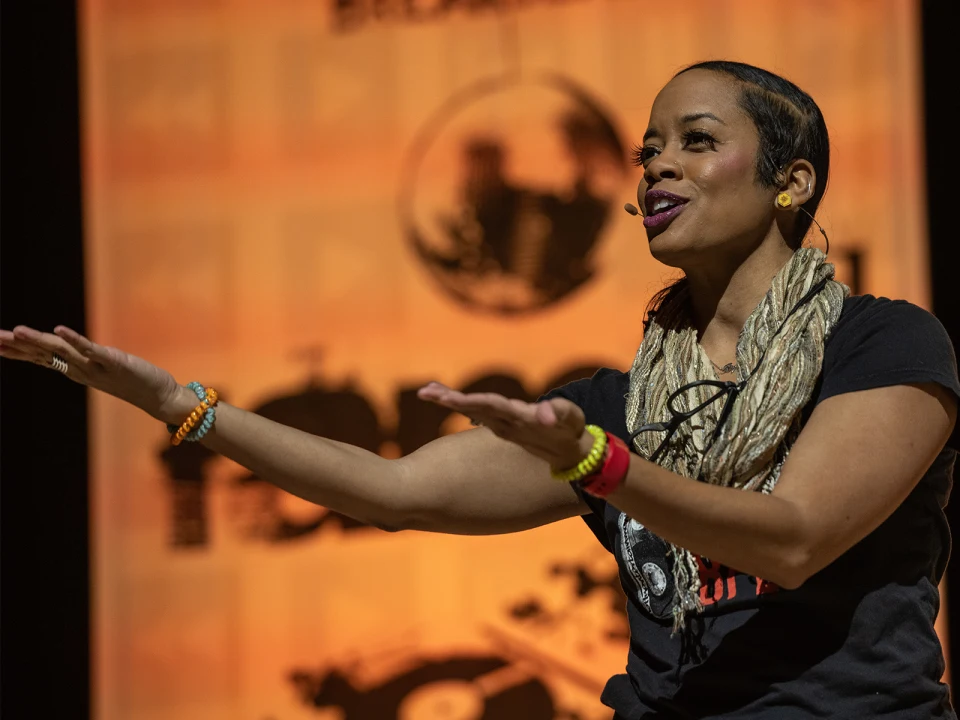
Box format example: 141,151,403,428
0,325,190,423
417,381,594,471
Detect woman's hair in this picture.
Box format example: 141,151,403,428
644,61,830,330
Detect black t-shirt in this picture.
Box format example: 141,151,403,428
544,296,960,719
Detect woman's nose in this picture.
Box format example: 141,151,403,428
644,149,682,185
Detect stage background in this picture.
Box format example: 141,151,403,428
79,1,940,718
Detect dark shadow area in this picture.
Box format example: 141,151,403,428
290,656,559,719
924,0,960,687
0,3,89,719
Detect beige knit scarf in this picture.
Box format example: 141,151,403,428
625,248,848,632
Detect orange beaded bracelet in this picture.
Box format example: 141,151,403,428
170,387,219,446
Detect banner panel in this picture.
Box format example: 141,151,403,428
80,1,933,718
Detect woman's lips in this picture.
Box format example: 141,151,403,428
643,202,687,229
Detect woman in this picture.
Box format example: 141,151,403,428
2,61,958,718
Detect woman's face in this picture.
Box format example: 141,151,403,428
635,69,777,268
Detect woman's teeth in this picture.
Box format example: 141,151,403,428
651,199,680,214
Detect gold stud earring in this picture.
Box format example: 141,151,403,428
776,192,792,208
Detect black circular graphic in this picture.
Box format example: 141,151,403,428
400,74,628,316
617,513,676,620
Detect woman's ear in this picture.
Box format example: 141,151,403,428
779,159,816,208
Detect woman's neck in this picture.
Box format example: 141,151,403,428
685,240,795,353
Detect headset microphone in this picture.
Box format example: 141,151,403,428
624,203,641,216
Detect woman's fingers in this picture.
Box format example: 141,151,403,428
534,401,559,426
420,383,567,432
14,325,79,359
0,331,38,356
416,382,453,402
55,326,109,363
543,397,585,429
1,326,113,386
418,383,578,459
0,343,35,363
420,383,534,422
4,325,181,418
12,325,57,351
55,325,90,351
10,325,94,378
435,392,532,427
419,383,495,418
2,328,41,361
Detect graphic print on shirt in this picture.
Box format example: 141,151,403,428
616,513,779,618
617,513,675,619
696,555,737,605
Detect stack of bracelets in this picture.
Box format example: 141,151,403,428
550,424,631,498
167,381,220,446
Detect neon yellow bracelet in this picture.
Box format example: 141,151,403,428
551,424,608,483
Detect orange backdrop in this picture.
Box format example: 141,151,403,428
80,1,937,718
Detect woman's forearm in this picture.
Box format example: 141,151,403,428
606,457,807,588
163,388,407,529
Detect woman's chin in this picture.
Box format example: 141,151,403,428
647,234,696,268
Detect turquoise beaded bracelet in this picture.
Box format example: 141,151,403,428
166,381,217,442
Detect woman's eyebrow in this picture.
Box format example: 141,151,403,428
642,112,726,142
681,112,725,125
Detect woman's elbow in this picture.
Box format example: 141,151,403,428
770,562,809,591
771,535,825,590
758,502,825,590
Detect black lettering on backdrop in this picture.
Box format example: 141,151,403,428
330,0,586,33
161,441,219,547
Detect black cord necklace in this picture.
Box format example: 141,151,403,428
631,276,830,464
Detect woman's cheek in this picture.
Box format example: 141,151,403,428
698,150,755,188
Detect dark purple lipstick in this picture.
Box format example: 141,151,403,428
643,190,689,229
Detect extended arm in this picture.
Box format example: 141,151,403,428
191,398,586,534
0,326,587,535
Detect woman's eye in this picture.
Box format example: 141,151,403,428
630,144,659,167
683,131,716,148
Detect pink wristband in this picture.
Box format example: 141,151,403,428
581,433,630,498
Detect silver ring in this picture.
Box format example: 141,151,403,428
50,352,69,374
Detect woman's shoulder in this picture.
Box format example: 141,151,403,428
835,294,942,332
830,294,955,358
541,367,629,406
820,294,960,413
